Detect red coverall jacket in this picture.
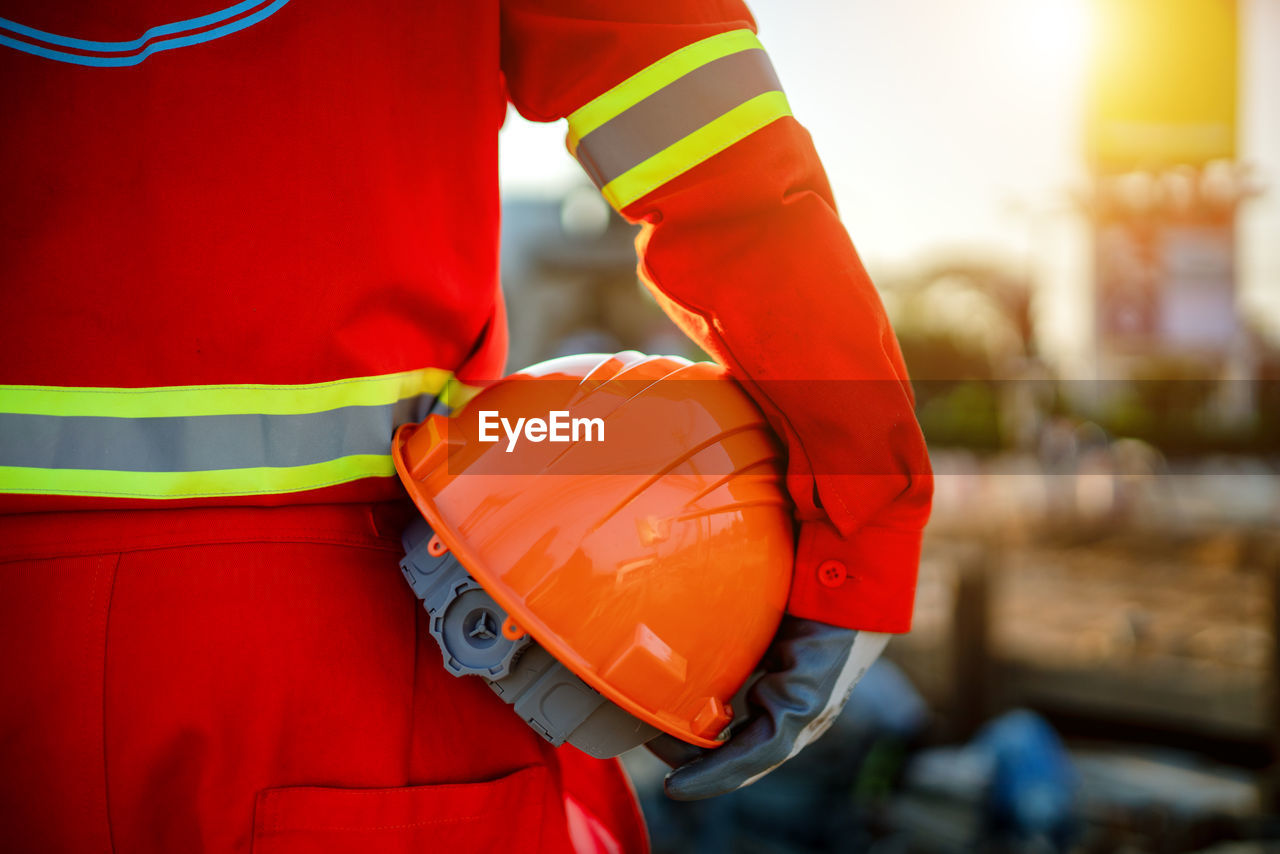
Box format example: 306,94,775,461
0,0,932,851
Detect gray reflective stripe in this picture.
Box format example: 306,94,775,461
574,48,783,189
0,394,436,472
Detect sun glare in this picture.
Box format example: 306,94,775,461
1014,0,1092,82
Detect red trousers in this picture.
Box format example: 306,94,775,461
0,503,647,853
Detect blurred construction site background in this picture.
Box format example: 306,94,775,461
497,1,1280,851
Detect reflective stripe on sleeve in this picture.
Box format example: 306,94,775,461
0,368,480,500
568,29,792,211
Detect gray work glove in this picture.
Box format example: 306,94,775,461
647,616,890,800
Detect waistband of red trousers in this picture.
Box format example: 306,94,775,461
0,501,417,564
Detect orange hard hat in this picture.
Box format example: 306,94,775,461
392,352,794,748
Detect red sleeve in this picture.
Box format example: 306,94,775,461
501,1,933,633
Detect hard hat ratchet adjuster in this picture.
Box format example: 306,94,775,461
400,517,660,758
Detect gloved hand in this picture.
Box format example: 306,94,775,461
646,617,890,800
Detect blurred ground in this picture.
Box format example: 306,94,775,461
912,452,1278,743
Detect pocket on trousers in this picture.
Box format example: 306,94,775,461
252,765,548,854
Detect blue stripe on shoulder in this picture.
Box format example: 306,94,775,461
0,0,291,66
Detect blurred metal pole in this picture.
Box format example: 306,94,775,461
1267,534,1280,810
951,542,994,739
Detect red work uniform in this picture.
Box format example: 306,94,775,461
0,1,932,851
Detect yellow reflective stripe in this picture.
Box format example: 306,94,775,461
600,90,791,211
438,376,482,410
566,28,763,155
0,368,479,418
0,455,395,500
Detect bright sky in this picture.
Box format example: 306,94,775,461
499,0,1280,355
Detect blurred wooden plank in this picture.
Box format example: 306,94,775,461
993,659,1266,739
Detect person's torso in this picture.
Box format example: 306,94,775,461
0,0,509,510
